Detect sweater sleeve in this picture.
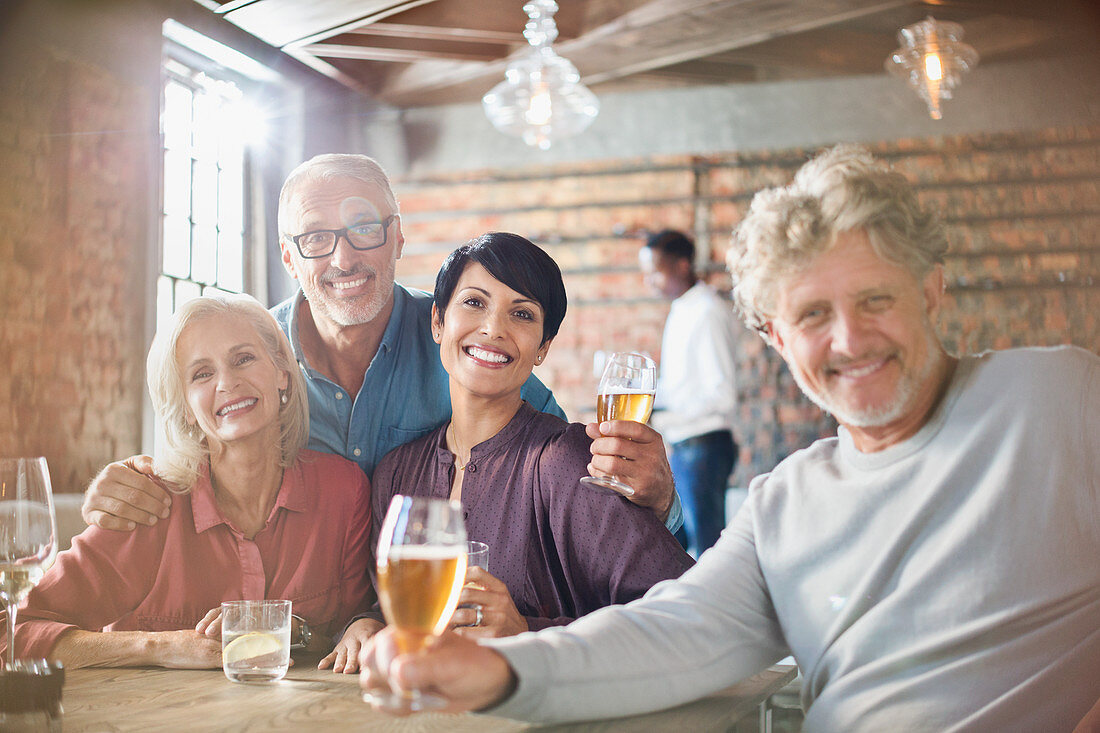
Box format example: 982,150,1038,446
483,488,787,723
11,516,167,659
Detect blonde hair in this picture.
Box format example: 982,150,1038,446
728,145,948,339
146,293,309,489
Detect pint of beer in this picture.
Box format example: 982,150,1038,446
580,352,658,496
377,544,467,641
369,495,467,712
596,390,655,424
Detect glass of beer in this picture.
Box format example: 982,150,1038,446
369,494,467,713
579,351,657,496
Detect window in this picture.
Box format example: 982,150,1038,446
150,21,284,455
158,55,249,331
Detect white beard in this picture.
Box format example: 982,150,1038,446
793,325,942,429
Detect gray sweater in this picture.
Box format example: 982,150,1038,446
487,346,1100,731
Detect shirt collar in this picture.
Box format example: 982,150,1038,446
378,283,409,356
190,458,308,534
285,290,311,371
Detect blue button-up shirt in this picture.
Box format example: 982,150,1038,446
271,284,564,477
271,284,682,532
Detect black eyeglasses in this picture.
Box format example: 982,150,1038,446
290,214,398,259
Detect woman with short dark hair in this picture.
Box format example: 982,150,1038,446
345,232,692,646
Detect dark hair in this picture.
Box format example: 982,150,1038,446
645,229,695,263
434,232,568,344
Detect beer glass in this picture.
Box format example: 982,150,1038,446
579,352,657,496
369,495,467,713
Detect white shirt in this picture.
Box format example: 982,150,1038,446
652,282,740,444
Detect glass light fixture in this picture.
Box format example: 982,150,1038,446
482,0,599,150
886,16,978,120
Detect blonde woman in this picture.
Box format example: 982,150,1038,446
7,294,373,668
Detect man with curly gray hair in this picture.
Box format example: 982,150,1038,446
360,145,1100,732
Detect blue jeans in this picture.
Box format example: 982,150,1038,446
670,430,737,558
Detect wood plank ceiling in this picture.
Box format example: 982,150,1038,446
196,0,1098,108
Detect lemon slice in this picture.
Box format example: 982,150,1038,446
223,632,282,665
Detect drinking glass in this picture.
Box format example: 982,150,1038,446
458,541,490,626
368,495,467,713
0,458,58,670
466,541,489,574
579,352,657,497
220,599,291,683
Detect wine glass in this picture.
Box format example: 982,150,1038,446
579,351,657,497
0,458,58,669
368,495,467,713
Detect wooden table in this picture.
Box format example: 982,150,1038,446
61,657,796,732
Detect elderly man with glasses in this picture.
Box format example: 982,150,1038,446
81,154,681,670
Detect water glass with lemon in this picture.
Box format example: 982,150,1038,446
221,600,291,683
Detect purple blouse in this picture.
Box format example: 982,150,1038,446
370,403,694,630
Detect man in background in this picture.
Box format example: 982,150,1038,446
640,230,740,557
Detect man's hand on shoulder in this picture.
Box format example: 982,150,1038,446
82,456,171,531
585,421,675,522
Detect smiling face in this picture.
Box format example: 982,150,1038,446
177,314,289,450
280,176,404,329
432,262,551,403
767,228,950,449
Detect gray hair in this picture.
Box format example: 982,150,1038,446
146,293,309,490
728,145,948,337
277,153,399,240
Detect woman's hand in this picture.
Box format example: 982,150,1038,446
49,628,220,669
195,606,223,638
447,567,527,638
319,617,385,673
148,630,223,668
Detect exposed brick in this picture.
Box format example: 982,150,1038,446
0,44,148,493
393,126,1100,485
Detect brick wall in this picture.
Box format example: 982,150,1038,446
0,45,151,493
393,127,1100,485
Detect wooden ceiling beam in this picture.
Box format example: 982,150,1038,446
221,0,444,48
575,0,914,86
347,22,520,44
375,0,915,106
305,43,499,63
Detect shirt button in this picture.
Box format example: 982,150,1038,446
335,392,345,400
466,463,476,473
353,448,362,457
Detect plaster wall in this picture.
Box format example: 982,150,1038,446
362,53,1100,177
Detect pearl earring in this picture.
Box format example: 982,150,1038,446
281,392,288,404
